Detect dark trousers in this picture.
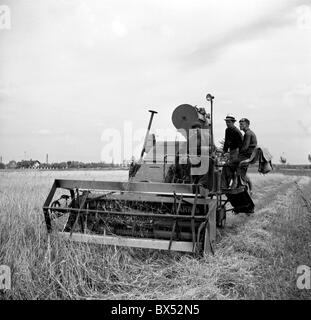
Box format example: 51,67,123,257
221,162,239,188
220,149,240,189
237,154,252,187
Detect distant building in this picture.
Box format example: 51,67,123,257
17,159,41,169
30,160,40,169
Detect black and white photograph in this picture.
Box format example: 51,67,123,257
0,0,311,304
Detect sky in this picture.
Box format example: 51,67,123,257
0,0,311,164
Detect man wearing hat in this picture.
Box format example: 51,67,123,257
237,118,257,188
221,115,243,188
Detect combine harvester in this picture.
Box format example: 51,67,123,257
43,94,254,256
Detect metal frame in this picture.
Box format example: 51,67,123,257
43,179,217,256
42,94,255,257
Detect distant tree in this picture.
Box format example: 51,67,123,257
50,162,58,169
59,162,67,169
79,162,86,168
0,162,5,169
280,156,287,164
308,154,311,163
7,160,17,169
17,160,31,168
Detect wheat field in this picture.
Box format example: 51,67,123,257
0,170,310,300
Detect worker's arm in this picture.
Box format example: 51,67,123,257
240,131,251,154
223,129,229,152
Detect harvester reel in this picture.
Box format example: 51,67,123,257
43,180,218,256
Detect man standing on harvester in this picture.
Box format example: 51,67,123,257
237,118,257,187
221,115,243,188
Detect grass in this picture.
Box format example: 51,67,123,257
0,170,311,300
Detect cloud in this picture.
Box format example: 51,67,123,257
34,129,67,136
288,83,311,96
0,83,17,100
298,120,311,136
246,104,258,110
218,99,233,105
35,129,53,136
296,4,311,29
283,83,311,106
111,16,128,38
183,0,310,67
0,115,10,121
185,18,285,66
1,0,310,164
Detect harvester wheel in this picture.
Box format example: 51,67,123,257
216,205,226,228
50,200,61,220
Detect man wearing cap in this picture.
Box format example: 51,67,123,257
237,118,257,188
221,115,243,188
